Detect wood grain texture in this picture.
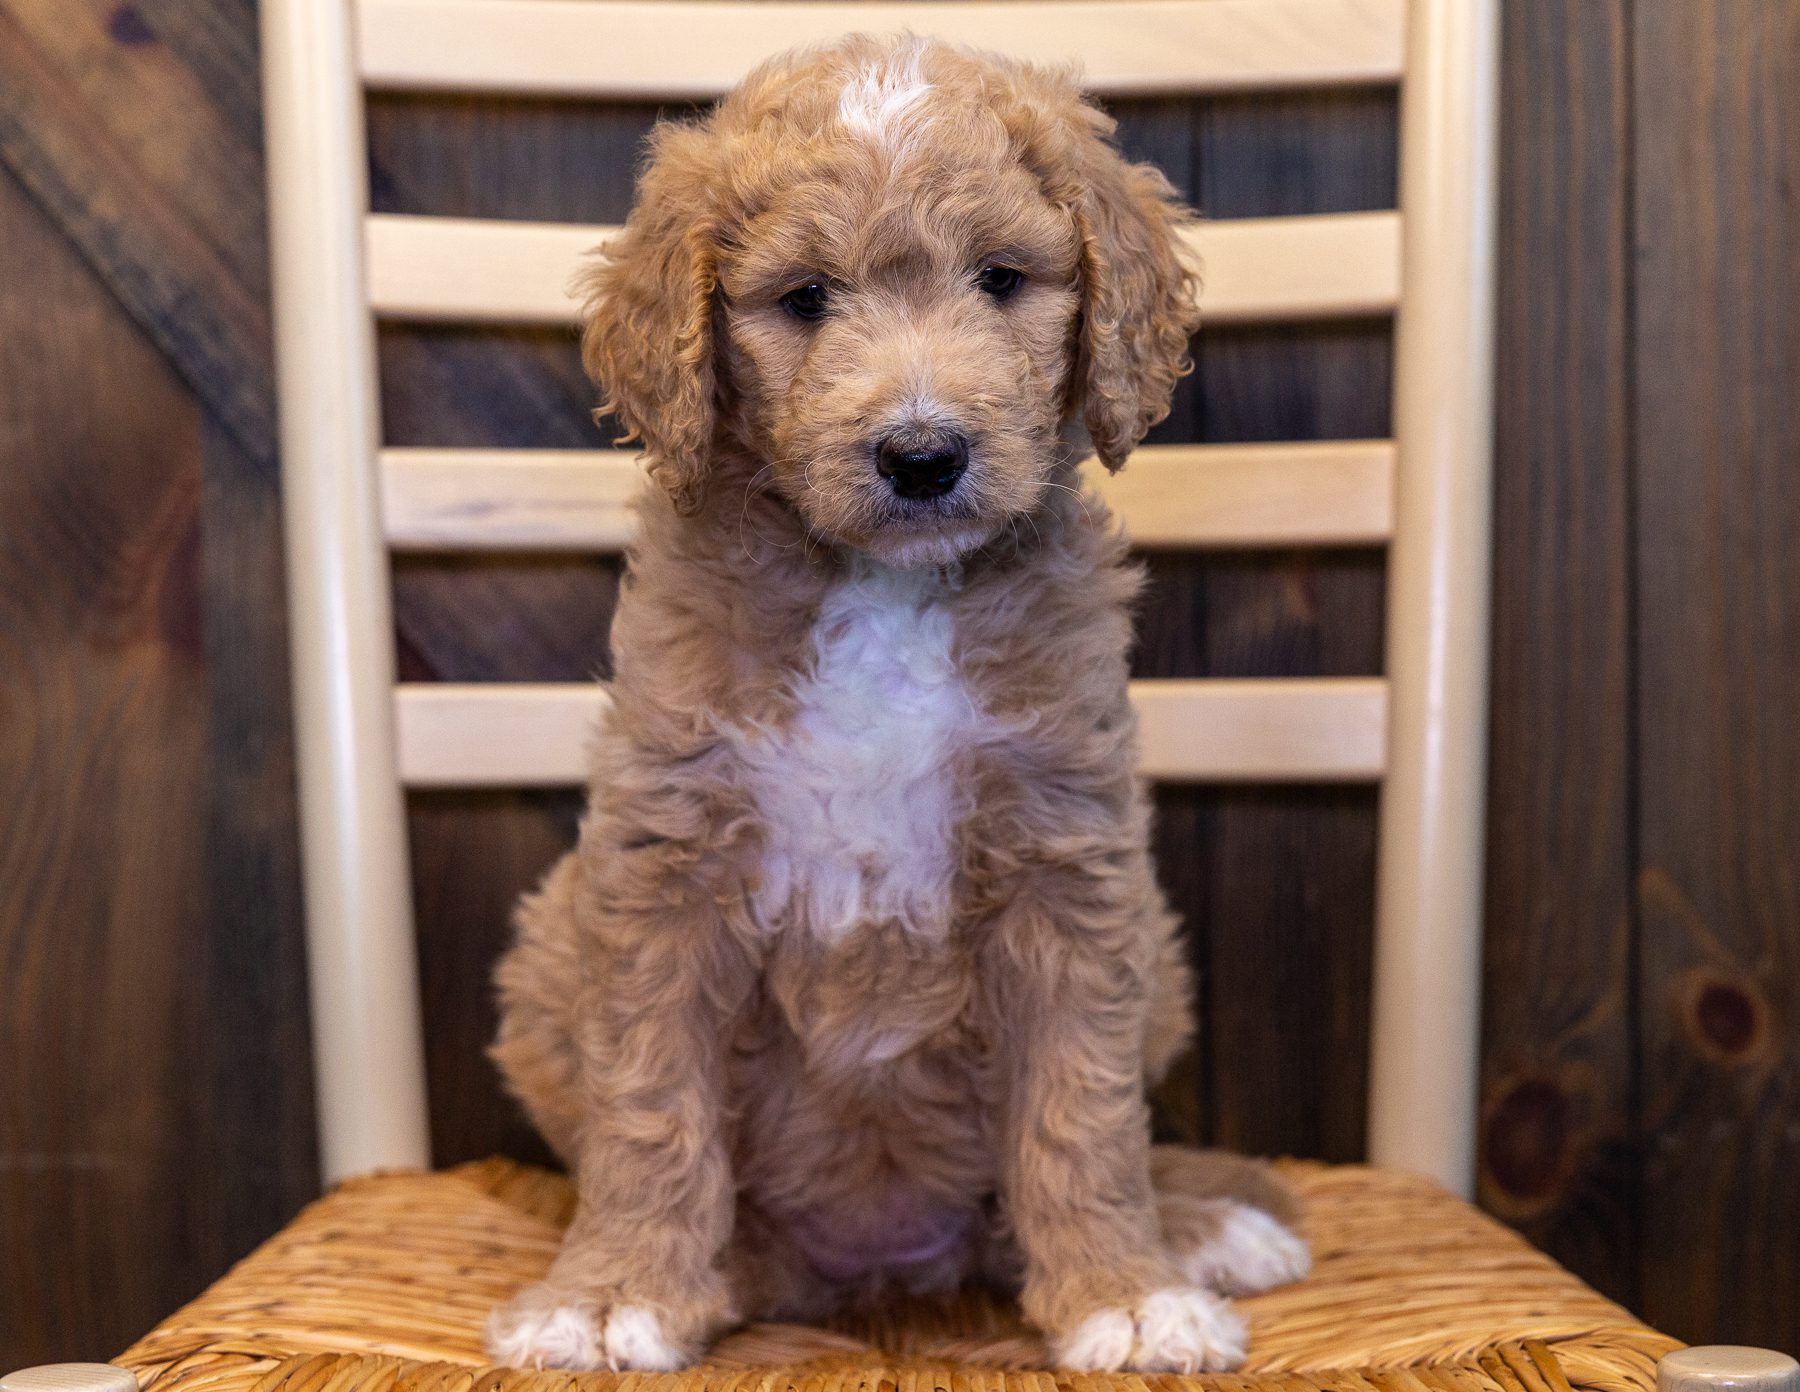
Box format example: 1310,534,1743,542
125,0,263,150
377,442,1397,553
357,0,1406,100
0,0,316,1367
3,0,267,296
190,414,321,1280
0,165,209,1367
408,790,574,1170
1632,0,1800,1351
1477,0,1639,1306
0,4,275,468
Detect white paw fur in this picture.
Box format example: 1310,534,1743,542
1176,1201,1313,1296
486,1295,685,1371
1054,1286,1247,1373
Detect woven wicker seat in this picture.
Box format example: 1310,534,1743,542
117,1159,1678,1392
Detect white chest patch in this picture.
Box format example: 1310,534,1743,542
738,565,978,943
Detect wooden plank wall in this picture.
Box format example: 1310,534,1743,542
1,0,1796,1368
1630,3,1800,1342
0,0,317,1365
1478,0,1638,1303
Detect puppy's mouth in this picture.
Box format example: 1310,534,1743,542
871,490,982,527
855,502,1001,569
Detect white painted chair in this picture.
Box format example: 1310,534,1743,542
286,0,1491,1196
11,1,1793,1389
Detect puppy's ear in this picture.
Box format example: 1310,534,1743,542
1056,105,1201,472
577,124,720,513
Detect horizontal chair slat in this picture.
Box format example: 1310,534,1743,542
384,449,641,552
394,678,1389,787
380,441,1395,552
358,0,1405,100
364,212,1401,326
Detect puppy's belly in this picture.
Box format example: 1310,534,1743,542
730,1001,996,1295
785,1182,977,1283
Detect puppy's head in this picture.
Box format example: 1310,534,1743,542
582,35,1199,567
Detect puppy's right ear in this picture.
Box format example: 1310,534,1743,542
577,124,719,514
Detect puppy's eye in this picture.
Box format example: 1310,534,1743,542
976,265,1024,299
780,282,829,321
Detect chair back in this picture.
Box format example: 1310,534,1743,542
260,0,1498,1194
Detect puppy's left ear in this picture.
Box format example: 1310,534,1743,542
1060,105,1201,472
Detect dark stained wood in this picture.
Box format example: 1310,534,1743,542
0,0,315,1368
1632,0,1800,1351
367,93,671,224
188,414,320,1276
409,790,580,1169
1196,785,1379,1161
1476,1,1640,1306
124,0,263,153
394,555,619,685
4,0,268,297
0,5,274,469
1147,785,1217,1146
377,326,599,453
0,164,212,1367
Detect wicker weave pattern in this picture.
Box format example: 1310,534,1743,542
118,1161,1677,1392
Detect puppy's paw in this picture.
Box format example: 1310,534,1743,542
1175,1200,1312,1296
486,1285,689,1371
1053,1286,1246,1373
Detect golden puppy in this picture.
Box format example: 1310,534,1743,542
486,34,1310,1375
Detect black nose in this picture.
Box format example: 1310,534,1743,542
875,433,968,500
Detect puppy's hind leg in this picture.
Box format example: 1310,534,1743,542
1152,1145,1312,1297
491,852,588,1166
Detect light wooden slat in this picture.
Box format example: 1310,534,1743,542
1131,678,1387,782
379,441,1395,553
1092,441,1394,548
358,0,1405,100
398,685,609,788
364,212,1401,327
1195,212,1400,324
382,449,639,552
394,678,1388,788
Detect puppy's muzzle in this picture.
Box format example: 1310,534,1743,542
875,429,968,501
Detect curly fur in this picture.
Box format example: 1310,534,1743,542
487,35,1305,1374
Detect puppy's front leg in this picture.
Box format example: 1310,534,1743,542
488,888,751,1371
997,889,1246,1373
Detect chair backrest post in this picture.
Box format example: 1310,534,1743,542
262,0,432,1183
1366,0,1501,1197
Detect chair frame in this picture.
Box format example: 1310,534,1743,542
259,0,1494,1195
